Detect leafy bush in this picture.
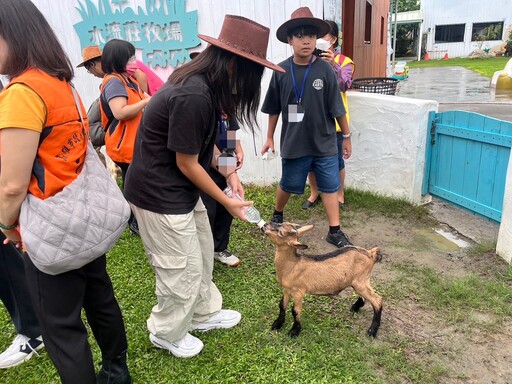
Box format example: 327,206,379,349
506,30,512,57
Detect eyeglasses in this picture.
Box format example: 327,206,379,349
84,60,98,73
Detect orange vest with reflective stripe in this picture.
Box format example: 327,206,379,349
100,73,144,164
334,54,355,129
6,69,88,200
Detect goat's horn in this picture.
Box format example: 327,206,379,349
297,224,314,236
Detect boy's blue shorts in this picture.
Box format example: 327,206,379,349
336,133,345,170
280,155,340,194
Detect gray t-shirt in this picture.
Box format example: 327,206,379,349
102,78,128,102
262,57,345,159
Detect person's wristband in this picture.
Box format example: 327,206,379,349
342,132,352,139
0,221,17,230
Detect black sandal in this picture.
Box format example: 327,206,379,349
301,198,318,210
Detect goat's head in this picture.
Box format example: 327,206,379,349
262,222,314,250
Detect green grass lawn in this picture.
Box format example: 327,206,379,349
0,186,510,383
408,57,510,78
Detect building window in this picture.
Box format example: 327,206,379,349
364,1,372,43
472,22,503,41
434,24,465,43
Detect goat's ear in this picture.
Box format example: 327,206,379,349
289,239,308,250
297,224,314,236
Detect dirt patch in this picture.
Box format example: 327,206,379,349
295,210,512,383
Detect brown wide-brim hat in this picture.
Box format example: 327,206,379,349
198,15,284,73
276,7,330,43
77,45,102,68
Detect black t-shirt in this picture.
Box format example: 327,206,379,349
124,74,216,214
261,56,345,159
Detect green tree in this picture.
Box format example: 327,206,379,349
390,0,421,57
397,0,420,12
390,0,420,13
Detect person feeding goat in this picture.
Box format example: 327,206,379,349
262,222,383,338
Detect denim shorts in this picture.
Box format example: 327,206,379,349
337,133,345,170
280,155,341,194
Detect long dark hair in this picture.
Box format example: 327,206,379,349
0,0,73,81
325,20,339,49
169,45,264,128
101,39,135,74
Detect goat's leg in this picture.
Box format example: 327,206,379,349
288,291,304,338
350,297,366,312
272,292,290,331
353,282,383,338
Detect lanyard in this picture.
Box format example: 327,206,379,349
290,55,313,104
217,114,236,152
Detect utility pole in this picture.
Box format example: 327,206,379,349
392,0,399,66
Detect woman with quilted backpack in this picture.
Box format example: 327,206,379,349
0,1,131,382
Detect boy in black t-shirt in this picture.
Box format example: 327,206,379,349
261,7,353,247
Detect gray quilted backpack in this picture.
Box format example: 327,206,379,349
19,141,130,275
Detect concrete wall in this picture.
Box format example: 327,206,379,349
338,92,437,204
497,154,512,263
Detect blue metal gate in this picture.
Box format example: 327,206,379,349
423,110,512,222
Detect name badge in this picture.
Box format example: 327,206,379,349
288,104,305,123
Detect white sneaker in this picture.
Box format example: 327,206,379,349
214,250,240,267
192,309,242,332
0,334,44,369
149,333,203,358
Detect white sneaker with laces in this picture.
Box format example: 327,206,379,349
214,250,240,267
0,334,44,369
149,332,203,358
192,309,242,332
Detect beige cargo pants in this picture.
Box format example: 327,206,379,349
130,199,223,342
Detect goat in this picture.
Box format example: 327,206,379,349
263,222,383,338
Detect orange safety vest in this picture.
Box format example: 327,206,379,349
100,73,144,164
6,69,88,200
334,54,355,130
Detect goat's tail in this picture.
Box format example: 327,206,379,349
369,247,382,263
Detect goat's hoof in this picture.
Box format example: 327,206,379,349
288,328,300,339
271,321,284,331
367,328,379,338
350,297,365,312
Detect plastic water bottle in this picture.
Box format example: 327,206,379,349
261,149,275,160
224,187,266,228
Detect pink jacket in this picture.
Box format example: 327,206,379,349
136,60,164,95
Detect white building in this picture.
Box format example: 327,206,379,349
421,0,512,59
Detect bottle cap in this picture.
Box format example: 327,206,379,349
256,219,266,228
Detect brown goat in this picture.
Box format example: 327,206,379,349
263,222,383,338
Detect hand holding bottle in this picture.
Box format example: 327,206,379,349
224,198,253,221
260,138,274,159
261,149,275,160
224,187,266,228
